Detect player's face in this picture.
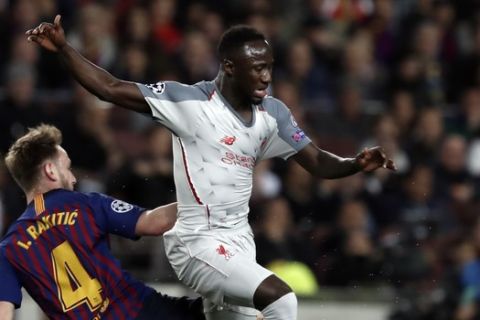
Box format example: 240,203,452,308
55,146,77,191
232,40,273,104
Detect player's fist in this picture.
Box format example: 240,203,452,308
26,15,66,52
355,146,396,172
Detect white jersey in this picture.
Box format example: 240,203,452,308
136,81,311,232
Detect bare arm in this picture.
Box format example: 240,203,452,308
292,143,396,179
135,203,177,236
0,302,14,320
26,15,149,113
58,45,149,113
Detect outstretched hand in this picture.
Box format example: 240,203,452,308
355,146,396,173
25,14,66,52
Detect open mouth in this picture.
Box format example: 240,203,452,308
253,88,268,99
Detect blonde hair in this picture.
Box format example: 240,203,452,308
5,124,62,192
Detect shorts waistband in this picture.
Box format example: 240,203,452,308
176,201,250,230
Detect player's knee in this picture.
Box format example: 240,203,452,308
253,274,293,311
260,292,297,320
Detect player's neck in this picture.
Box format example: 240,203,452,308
26,184,57,205
215,75,251,112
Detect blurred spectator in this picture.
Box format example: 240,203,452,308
9,0,40,34
340,27,386,100
68,3,117,70
0,62,42,154
451,87,480,139
452,237,480,320
179,31,217,84
122,5,151,46
150,0,182,55
394,164,449,237
255,197,315,266
280,161,323,224
199,11,224,45
277,37,331,106
389,54,424,102
389,90,417,141
9,33,39,65
435,134,471,199
407,107,445,165
367,0,397,66
320,199,383,286
254,197,319,295
0,161,24,236
115,44,150,82
315,83,372,154
412,20,447,106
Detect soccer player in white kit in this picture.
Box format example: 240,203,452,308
27,15,396,320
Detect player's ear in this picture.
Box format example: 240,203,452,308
43,162,58,181
223,59,234,77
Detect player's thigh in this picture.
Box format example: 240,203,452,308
164,229,271,307
220,254,273,307
180,248,273,307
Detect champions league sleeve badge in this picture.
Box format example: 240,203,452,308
292,129,306,142
111,200,134,213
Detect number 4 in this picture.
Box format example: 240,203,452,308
51,241,103,312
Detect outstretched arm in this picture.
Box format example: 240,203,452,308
292,143,396,179
26,15,149,113
135,203,177,236
0,301,14,320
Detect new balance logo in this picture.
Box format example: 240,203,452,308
220,136,236,145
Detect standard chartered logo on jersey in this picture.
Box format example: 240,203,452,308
221,151,255,169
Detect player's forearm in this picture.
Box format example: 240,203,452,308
313,149,361,179
135,202,177,236
0,301,14,320
58,44,120,103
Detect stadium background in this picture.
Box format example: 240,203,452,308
2,0,480,319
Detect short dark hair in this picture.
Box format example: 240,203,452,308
5,124,62,192
217,25,266,60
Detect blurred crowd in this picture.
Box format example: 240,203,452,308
2,0,480,319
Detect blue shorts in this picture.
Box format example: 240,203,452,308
136,291,205,320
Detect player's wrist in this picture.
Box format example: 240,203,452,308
351,156,363,173
57,41,70,53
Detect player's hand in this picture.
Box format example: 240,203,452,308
25,14,66,52
355,146,396,173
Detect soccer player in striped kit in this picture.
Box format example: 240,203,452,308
0,124,205,320
26,16,396,320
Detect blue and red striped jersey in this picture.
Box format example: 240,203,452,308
0,189,155,319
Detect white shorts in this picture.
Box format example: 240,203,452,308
163,224,273,316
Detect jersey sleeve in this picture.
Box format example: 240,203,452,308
86,193,146,240
0,250,22,308
136,81,203,137
260,98,311,160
